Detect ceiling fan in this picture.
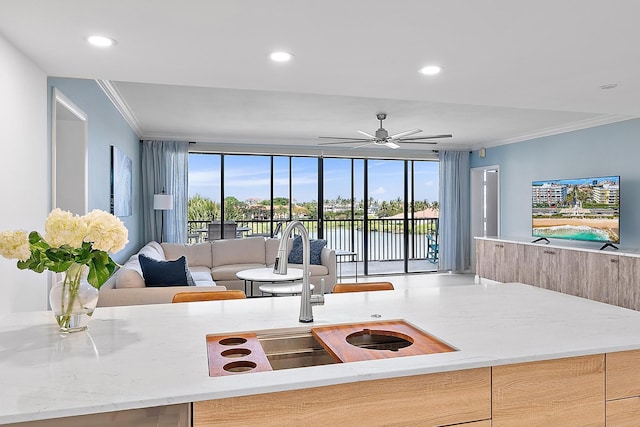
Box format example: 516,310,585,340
318,113,452,149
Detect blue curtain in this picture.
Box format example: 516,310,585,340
141,141,189,243
438,150,470,272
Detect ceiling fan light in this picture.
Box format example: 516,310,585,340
419,65,441,76
270,51,293,62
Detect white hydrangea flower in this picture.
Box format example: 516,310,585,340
0,230,31,261
83,209,129,253
44,208,88,248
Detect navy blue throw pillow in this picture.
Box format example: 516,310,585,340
287,235,327,265
138,254,195,287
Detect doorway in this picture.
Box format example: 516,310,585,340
470,166,499,273
51,88,88,215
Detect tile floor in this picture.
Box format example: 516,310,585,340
335,271,477,290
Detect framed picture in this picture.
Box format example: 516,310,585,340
110,146,132,217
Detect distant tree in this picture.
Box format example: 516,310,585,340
301,201,318,219
188,195,219,221
224,196,244,220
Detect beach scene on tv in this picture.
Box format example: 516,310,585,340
532,176,620,243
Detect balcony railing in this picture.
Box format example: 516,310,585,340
187,218,438,263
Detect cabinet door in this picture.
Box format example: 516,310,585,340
538,247,561,291
492,354,605,426
518,244,539,286
584,252,619,305
495,241,519,283
475,239,495,280
558,248,587,298
618,256,640,310
476,240,519,283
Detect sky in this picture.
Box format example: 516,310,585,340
188,154,439,203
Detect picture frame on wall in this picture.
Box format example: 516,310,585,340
110,146,132,217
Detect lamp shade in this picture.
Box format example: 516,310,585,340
153,194,174,210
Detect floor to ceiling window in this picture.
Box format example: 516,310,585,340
366,159,406,275
188,152,438,276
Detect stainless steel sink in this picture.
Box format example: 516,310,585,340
257,330,338,370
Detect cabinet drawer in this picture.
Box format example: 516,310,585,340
607,350,640,400
194,368,490,427
607,397,640,426
493,354,604,426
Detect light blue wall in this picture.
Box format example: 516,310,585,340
471,118,640,249
47,77,143,263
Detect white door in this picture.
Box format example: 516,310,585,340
470,166,499,273
51,88,88,215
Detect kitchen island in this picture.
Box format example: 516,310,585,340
3,282,640,426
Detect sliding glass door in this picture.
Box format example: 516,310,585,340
366,159,405,275
188,153,438,276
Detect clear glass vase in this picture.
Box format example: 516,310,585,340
49,263,99,333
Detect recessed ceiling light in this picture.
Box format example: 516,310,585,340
87,35,116,47
600,83,618,90
270,51,293,62
418,65,442,76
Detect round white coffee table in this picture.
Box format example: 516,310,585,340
236,267,304,297
257,282,315,296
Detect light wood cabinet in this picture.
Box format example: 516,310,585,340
537,247,562,291
495,240,519,283
606,350,640,425
476,238,634,310
492,354,605,426
584,252,619,305
475,239,519,283
192,349,640,426
606,350,640,400
606,397,640,426
618,256,640,310
475,238,495,281
194,368,491,427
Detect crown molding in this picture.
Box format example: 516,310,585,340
482,114,638,148
96,80,143,137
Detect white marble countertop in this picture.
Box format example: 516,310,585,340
3,282,640,423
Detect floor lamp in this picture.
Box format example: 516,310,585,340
153,192,174,243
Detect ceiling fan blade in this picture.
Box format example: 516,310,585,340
357,130,377,139
318,140,371,146
398,134,452,141
318,136,370,141
395,140,437,145
352,142,375,149
385,141,400,149
389,128,422,140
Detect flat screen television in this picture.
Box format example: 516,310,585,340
532,176,620,244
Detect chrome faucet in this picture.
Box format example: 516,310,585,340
273,221,325,322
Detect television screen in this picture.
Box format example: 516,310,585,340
532,176,620,244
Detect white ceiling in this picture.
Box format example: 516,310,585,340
1,0,638,154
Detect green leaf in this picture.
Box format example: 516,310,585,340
85,251,116,288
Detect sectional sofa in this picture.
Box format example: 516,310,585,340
97,236,336,307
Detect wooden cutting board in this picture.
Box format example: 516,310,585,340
206,332,273,377
311,320,456,363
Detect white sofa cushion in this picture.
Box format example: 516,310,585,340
212,237,266,267
265,238,293,265
161,242,213,268
116,241,165,289
189,266,218,286
211,263,266,281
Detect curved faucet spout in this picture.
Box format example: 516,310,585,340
273,221,324,322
